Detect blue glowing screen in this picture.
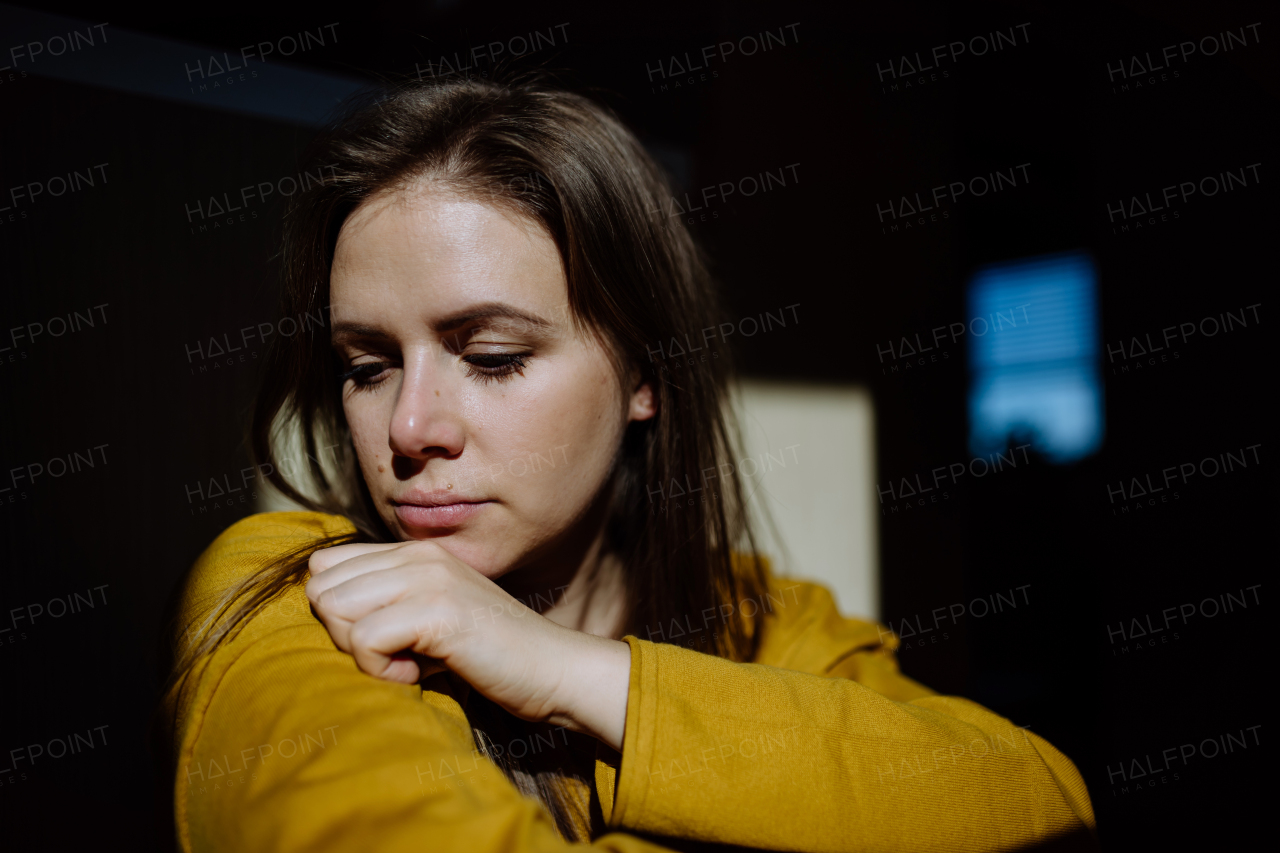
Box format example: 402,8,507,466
967,252,1103,463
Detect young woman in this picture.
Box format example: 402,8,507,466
160,76,1097,852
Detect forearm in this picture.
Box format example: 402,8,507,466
607,636,1097,853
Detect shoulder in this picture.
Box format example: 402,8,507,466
177,511,357,628
198,510,357,558
191,510,357,586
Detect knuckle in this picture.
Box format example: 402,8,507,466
348,621,371,648
407,539,445,560
316,586,343,613
416,561,444,583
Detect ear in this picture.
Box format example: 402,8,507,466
628,377,657,423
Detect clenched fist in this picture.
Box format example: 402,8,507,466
305,539,632,750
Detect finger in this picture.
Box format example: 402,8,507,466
316,611,355,655
388,653,450,684
310,565,431,642
306,547,417,606
380,652,424,685
309,542,400,574
347,598,448,683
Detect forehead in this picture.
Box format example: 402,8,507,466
329,186,567,328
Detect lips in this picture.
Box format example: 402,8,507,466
393,490,491,530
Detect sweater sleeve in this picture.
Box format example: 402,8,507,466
171,512,677,853
604,581,1098,853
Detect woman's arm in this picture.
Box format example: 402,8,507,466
172,513,672,853
596,583,1098,853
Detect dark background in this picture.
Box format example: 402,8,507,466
0,1,1270,849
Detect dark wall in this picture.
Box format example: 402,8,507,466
0,1,1270,849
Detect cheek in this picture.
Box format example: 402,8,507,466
344,397,392,476
478,363,624,497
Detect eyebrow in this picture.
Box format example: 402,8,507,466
330,302,557,344
433,303,556,334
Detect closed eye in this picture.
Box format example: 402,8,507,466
463,352,528,384
339,361,394,390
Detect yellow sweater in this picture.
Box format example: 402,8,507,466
171,511,1097,852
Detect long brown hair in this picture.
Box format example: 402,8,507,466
159,72,770,841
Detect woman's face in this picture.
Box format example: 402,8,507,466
329,185,654,580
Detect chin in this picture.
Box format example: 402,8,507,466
392,523,512,579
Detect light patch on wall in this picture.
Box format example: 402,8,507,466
730,380,879,620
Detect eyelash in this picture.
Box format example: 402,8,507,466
338,354,529,390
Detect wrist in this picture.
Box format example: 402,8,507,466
546,630,632,752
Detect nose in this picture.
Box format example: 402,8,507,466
387,349,465,461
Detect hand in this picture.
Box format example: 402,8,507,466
305,540,631,750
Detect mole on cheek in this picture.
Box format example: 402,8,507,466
378,465,385,473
